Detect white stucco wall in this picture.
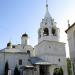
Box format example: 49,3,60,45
35,41,66,56
0,53,5,75
67,25,75,58
0,52,30,75
35,40,67,75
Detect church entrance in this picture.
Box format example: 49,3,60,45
39,65,49,75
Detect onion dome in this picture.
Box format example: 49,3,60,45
7,41,12,47
7,42,11,46
22,33,28,37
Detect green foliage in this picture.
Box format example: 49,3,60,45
14,65,20,75
53,67,63,75
67,58,72,75
4,61,9,75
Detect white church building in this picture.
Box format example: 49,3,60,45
0,1,67,75
66,22,75,75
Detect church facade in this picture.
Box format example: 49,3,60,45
0,1,67,75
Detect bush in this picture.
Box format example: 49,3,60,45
53,67,63,75
4,61,9,75
14,65,20,75
67,58,72,75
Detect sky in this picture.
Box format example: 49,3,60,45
0,0,75,57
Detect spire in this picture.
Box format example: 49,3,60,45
46,0,48,11
44,0,51,18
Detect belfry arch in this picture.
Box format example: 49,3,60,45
43,28,49,36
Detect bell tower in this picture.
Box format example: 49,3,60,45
38,0,60,43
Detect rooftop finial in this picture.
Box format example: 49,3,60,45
46,0,48,10
44,0,51,18
46,0,48,5
67,20,70,28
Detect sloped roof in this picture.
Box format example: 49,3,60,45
30,57,52,65
0,48,28,54
0,44,33,53
65,23,75,33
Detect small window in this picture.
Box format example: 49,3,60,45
58,58,60,62
45,22,47,25
49,46,51,48
19,59,22,65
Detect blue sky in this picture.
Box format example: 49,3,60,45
0,0,75,57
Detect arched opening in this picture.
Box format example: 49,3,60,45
39,65,49,75
52,27,56,36
27,50,31,57
43,28,49,36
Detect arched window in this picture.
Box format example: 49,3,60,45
43,28,49,36
27,50,30,54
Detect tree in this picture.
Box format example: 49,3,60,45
59,67,63,75
4,61,9,75
14,65,20,75
53,67,63,75
67,58,72,75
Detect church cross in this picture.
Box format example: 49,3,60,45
46,0,48,5
46,0,48,7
